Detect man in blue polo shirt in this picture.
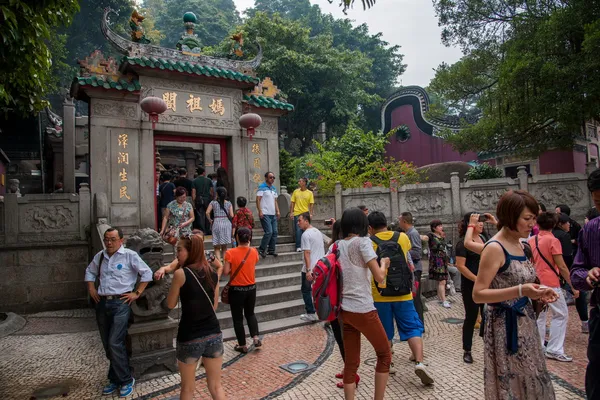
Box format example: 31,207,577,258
85,227,153,398
256,171,280,258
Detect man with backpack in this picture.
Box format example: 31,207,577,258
191,166,213,234
368,211,434,385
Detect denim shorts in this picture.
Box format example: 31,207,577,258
374,300,424,341
176,333,224,364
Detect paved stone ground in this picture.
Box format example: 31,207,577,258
0,294,587,399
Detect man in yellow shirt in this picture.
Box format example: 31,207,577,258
290,178,314,252
368,211,433,386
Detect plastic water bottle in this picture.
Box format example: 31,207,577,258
233,240,237,248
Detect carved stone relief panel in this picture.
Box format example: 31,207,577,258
20,204,78,233
401,191,450,217
530,183,587,210
92,100,138,119
462,187,513,213
313,196,335,218
343,195,391,216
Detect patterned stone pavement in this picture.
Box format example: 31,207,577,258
0,294,587,399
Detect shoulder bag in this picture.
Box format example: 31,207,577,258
185,267,218,315
534,235,567,287
221,248,252,304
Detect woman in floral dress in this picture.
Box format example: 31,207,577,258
473,190,558,400
160,186,194,242
427,220,451,308
206,187,233,262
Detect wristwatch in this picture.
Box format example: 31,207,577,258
135,290,140,296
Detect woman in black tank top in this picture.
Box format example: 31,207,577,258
166,234,225,400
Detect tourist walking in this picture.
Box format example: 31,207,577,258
528,212,579,362
297,212,323,322
555,204,582,257
232,196,254,241
256,172,280,258
173,168,192,197
192,166,214,234
399,212,425,325
216,166,231,200
368,212,434,386
166,234,225,400
336,207,391,400
571,168,600,400
290,178,315,252
85,227,153,397
455,212,488,364
224,227,261,353
473,190,558,399
206,187,233,262
427,220,451,308
158,172,176,230
160,187,194,243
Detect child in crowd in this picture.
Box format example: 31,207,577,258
232,196,255,245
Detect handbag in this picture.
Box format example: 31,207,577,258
221,248,252,304
162,226,179,245
185,267,218,315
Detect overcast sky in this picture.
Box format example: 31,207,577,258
232,0,464,87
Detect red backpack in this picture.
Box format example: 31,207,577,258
312,242,343,321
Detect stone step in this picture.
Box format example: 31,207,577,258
216,285,301,312
221,315,317,342
163,247,302,265
169,298,308,330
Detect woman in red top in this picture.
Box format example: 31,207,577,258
231,196,255,244
224,227,261,353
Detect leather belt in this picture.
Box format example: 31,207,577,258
102,294,125,300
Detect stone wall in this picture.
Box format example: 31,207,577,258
0,185,91,313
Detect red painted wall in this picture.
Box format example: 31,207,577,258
384,105,477,166
538,149,585,174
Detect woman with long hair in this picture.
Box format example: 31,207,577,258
473,190,558,399
160,186,194,240
206,187,234,261
223,227,261,353
216,166,231,199
166,234,225,400
427,220,451,308
336,208,391,400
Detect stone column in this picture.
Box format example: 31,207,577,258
203,143,214,170
63,98,76,193
139,128,155,229
79,183,91,241
185,151,197,179
334,181,343,219
517,165,529,192
450,172,461,221
4,193,18,244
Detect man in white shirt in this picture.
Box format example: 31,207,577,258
256,171,280,258
298,212,324,321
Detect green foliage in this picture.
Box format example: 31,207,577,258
243,0,404,151
143,0,240,49
430,0,600,156
465,163,503,181
279,149,297,191
0,0,80,115
299,124,421,194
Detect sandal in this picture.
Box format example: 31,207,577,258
253,338,262,348
234,345,248,353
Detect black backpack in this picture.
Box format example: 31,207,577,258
370,232,413,296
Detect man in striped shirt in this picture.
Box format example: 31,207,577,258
571,168,600,400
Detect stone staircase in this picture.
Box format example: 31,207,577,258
164,232,312,341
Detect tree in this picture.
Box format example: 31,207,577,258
0,0,80,115
143,0,240,49
336,0,376,14
431,0,600,155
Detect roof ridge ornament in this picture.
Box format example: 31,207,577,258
101,8,263,73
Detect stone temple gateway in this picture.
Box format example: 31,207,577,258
71,9,293,233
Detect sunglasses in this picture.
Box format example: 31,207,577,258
268,176,275,180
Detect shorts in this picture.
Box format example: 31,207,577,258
176,333,224,364
374,300,424,341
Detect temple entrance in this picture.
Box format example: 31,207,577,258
154,134,228,229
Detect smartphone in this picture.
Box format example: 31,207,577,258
324,219,333,226
478,215,488,222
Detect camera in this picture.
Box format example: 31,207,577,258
324,218,334,226
478,215,488,222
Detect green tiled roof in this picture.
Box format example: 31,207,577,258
75,76,141,91
243,94,294,111
123,56,259,84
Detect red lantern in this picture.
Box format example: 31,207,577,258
140,96,168,129
239,113,262,140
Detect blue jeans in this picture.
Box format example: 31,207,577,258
96,298,133,385
301,272,315,314
259,215,278,253
294,215,303,249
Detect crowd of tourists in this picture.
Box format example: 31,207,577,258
85,167,600,400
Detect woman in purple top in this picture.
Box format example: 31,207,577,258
570,168,600,400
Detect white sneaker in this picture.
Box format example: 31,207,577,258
582,321,589,334
414,363,434,385
545,352,573,362
300,313,318,322
442,301,451,308
389,361,396,375
296,248,302,252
